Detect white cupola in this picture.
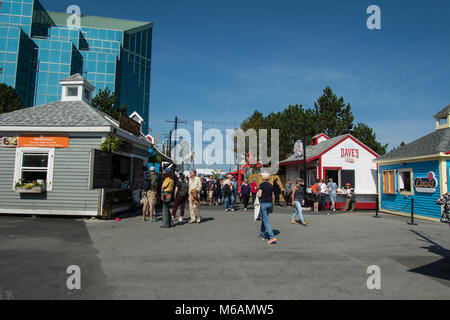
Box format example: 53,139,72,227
59,73,95,104
434,104,450,130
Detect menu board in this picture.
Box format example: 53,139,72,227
18,135,69,148
1,135,70,148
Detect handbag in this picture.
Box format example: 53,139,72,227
253,197,261,222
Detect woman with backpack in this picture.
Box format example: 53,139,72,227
311,181,320,213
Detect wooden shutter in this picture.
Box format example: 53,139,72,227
382,170,395,194
382,171,387,194
388,171,395,193
92,149,112,189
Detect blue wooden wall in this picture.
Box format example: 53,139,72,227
379,160,441,219
447,160,450,192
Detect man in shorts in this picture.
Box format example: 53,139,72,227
141,166,158,222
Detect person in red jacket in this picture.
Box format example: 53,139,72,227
250,179,258,205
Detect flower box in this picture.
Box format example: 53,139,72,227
14,186,44,194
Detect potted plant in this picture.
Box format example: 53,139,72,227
14,179,46,193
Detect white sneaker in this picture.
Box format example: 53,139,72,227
231,208,235,212
225,209,228,212
178,217,183,222
244,208,247,211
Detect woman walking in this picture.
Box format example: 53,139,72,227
240,179,251,211
291,178,308,226
257,172,277,244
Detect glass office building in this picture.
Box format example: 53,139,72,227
0,0,153,133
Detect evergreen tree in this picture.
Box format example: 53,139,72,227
92,88,128,121
0,83,24,114
313,86,354,137
351,122,388,155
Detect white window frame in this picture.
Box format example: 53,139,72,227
398,168,413,195
13,148,55,191
67,86,79,97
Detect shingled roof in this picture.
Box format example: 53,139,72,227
279,135,347,165
0,100,112,128
375,127,450,162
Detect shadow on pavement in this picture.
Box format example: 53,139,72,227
395,230,450,288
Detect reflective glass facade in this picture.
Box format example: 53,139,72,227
0,0,153,132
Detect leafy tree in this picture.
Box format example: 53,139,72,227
313,86,354,137
0,83,24,114
92,88,127,121
351,122,387,155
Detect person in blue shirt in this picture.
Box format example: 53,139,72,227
327,178,338,212
257,172,277,244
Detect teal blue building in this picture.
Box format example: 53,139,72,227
374,105,450,221
0,0,153,133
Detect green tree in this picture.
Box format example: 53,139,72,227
351,122,388,155
0,83,24,114
92,88,127,121
313,86,354,137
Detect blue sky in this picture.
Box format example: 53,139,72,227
44,0,450,157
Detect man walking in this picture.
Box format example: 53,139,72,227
189,170,202,223
223,176,233,212
140,166,158,222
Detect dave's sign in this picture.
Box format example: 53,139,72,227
414,172,438,193
341,147,359,163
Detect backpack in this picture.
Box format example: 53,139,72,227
223,183,231,196
179,181,189,197
149,174,158,191
311,183,319,195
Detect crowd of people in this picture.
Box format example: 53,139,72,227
139,167,358,244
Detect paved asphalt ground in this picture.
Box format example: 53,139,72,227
1,204,450,299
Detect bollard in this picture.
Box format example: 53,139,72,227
407,197,417,225
373,196,381,218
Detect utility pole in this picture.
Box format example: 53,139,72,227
303,126,307,185
168,129,172,157
165,117,187,149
